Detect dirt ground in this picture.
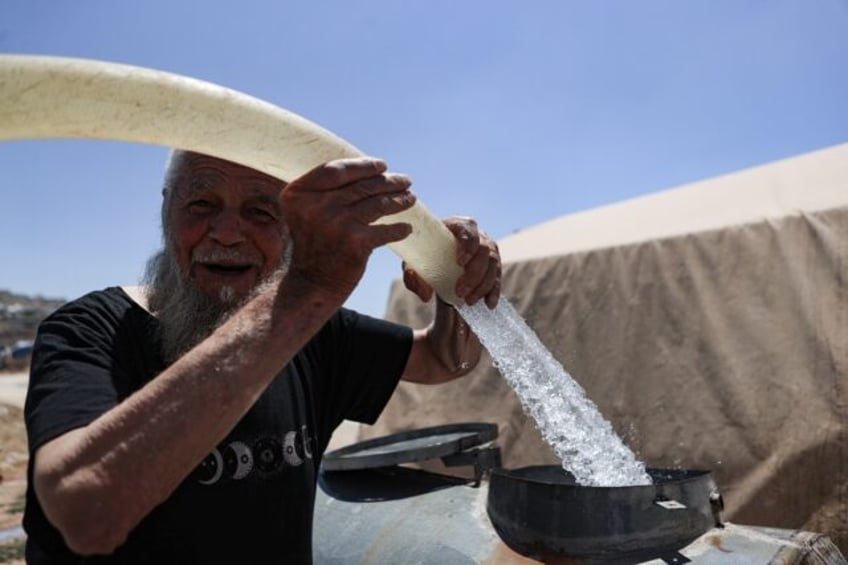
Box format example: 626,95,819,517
0,398,27,564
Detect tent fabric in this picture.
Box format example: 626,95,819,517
497,142,848,262
355,143,848,551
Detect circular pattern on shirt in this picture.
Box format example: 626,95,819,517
300,425,314,459
283,430,305,466
254,436,284,474
194,448,224,485
223,441,254,480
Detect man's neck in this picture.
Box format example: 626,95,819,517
121,285,151,313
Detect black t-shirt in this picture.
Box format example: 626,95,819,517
23,287,412,564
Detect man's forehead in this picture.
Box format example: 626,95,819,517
174,152,286,192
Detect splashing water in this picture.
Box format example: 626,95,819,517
457,299,652,487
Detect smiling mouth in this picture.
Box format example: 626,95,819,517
200,263,254,276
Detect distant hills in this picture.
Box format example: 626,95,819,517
0,290,67,348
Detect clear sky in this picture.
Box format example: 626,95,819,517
1,1,846,317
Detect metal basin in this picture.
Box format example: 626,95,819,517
486,466,722,562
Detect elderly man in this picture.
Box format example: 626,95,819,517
22,152,501,563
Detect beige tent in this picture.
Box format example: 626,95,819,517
355,142,848,551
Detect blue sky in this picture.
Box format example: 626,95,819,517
1,1,846,317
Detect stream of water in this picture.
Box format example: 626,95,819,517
457,299,652,487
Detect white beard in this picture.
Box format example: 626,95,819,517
143,229,292,365
144,246,241,364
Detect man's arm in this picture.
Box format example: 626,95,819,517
33,283,335,553
402,299,482,384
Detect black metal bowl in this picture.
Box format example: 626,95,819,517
486,466,721,562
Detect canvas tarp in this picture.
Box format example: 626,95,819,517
354,143,848,551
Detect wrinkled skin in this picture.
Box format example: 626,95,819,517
166,152,501,310
280,157,418,303
402,216,501,309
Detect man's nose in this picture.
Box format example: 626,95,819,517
208,209,247,246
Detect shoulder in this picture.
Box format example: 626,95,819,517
320,308,411,341
46,287,134,320
38,287,148,338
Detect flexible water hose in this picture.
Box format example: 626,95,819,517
0,54,463,304
1,55,660,488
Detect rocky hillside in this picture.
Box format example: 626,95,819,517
0,290,66,350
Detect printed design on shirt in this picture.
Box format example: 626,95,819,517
193,425,315,485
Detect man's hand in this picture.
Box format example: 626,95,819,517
400,216,501,383
403,216,502,309
282,157,416,301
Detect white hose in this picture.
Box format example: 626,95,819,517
0,54,462,304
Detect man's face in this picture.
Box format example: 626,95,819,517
166,153,289,302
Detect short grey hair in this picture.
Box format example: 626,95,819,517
160,149,192,236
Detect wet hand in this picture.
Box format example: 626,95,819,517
282,157,416,299
403,216,501,309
